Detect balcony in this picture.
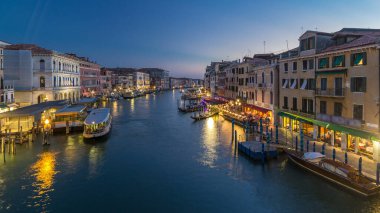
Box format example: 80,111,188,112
315,88,345,97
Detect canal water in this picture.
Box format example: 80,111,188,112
1,90,380,212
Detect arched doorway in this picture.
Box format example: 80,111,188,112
37,94,46,104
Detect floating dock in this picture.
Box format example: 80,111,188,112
238,141,279,161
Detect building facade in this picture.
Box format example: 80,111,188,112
0,41,14,104
4,44,81,105
76,56,101,97
278,28,380,161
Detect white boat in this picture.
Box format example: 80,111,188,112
83,108,112,139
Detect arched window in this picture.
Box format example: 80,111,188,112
39,59,45,71
53,76,56,87
53,61,56,71
261,90,265,103
262,72,265,83
40,76,45,88
270,72,273,84
0,77,3,90
270,91,273,104
59,77,62,86
59,62,61,71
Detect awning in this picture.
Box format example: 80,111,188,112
278,111,329,127
244,104,271,113
326,123,379,141
278,111,380,141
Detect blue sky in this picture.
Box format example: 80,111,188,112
1,0,380,78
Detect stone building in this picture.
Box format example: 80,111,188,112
4,44,80,105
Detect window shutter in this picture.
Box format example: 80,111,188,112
363,52,367,65
350,54,354,66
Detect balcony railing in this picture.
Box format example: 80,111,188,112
315,88,345,97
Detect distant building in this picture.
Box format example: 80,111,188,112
134,72,150,89
4,44,80,105
67,54,101,97
100,69,112,94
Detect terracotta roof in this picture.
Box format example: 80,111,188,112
5,44,54,54
321,32,380,53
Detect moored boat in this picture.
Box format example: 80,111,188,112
83,108,112,139
191,110,218,121
285,149,380,196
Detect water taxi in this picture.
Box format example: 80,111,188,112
286,150,380,196
83,108,112,139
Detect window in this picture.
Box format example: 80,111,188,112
307,79,315,90
270,92,273,104
353,105,363,121
262,72,265,83
40,76,45,88
350,77,366,92
320,78,327,91
292,97,297,110
261,90,265,102
293,62,297,71
284,63,288,72
308,37,315,49
282,79,288,88
332,55,345,68
351,52,367,66
318,58,329,69
290,79,298,89
300,78,307,90
308,99,313,113
300,36,315,51
283,96,288,109
302,99,307,113
308,59,314,70
270,72,273,84
39,59,45,71
0,58,2,69
302,60,308,70
336,37,346,45
334,102,343,116
320,101,327,114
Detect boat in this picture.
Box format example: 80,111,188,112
191,110,218,121
83,108,112,139
123,91,136,99
285,149,380,196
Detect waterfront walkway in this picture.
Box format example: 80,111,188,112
234,122,378,180
275,127,378,179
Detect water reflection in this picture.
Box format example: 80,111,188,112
130,99,135,113
200,117,218,168
29,152,58,212
88,145,105,179
112,100,119,116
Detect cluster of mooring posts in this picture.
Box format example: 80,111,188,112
0,122,54,162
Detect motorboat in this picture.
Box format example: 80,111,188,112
286,150,380,196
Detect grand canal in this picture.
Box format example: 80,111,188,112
1,90,380,212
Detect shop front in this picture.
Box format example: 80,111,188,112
278,111,380,161
243,104,273,125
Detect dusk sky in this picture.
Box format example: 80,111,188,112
1,0,380,78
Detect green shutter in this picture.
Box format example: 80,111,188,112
333,56,344,67
363,52,367,65
354,53,363,65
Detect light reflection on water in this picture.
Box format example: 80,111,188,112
200,117,218,168
88,145,105,179
28,151,58,212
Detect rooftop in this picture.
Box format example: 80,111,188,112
0,100,67,118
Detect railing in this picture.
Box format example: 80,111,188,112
315,88,345,97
